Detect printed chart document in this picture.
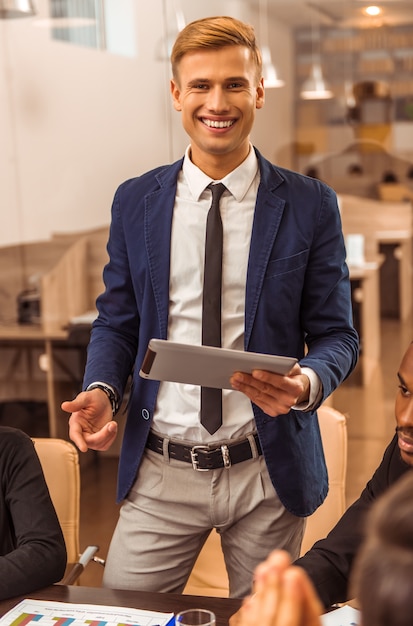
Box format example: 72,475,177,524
0,598,175,626
321,604,360,626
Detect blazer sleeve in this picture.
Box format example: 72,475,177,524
294,437,407,607
0,429,67,600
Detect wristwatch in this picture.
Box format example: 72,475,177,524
86,382,120,417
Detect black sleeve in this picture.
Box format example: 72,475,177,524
294,437,408,608
0,428,67,600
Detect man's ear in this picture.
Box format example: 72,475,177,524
170,79,182,111
256,77,265,110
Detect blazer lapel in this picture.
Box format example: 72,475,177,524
245,158,286,348
142,153,286,347
144,161,182,338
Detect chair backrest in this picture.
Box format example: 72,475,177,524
299,404,347,555
32,438,80,565
183,404,348,596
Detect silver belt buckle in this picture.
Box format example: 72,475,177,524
190,445,210,471
221,444,231,468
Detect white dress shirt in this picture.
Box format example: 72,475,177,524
152,145,320,443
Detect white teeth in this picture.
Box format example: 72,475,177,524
203,119,234,128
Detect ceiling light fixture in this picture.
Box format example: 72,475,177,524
261,45,285,88
363,5,382,17
259,0,285,88
301,62,333,99
0,0,36,18
300,13,333,100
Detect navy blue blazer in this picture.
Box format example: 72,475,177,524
84,148,359,516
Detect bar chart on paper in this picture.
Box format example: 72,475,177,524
0,600,175,626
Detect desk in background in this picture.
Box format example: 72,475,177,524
339,194,413,321
0,227,108,440
0,324,86,440
0,585,242,626
349,259,382,386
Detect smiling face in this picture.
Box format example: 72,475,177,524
395,342,413,466
170,45,264,179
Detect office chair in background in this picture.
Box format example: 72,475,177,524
33,437,100,584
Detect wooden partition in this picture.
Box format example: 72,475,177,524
41,227,109,333
41,237,90,333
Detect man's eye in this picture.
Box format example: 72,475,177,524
398,384,411,397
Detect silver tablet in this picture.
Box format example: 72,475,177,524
139,339,298,389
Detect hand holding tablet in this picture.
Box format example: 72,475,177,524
139,339,298,389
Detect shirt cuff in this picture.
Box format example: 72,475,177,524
292,367,322,411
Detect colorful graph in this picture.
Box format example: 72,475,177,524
0,600,175,626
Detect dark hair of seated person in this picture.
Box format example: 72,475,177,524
350,471,413,626
0,426,67,600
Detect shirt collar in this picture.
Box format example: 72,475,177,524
182,144,259,202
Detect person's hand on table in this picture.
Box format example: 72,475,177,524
229,550,323,626
61,389,118,453
230,363,310,416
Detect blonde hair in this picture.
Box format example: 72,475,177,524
171,16,262,84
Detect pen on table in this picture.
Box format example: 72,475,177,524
62,545,99,585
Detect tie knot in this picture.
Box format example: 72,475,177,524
209,182,226,204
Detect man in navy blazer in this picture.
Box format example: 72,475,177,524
63,16,358,596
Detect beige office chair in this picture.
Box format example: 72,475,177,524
183,404,348,597
33,438,81,565
32,437,99,584
299,404,348,555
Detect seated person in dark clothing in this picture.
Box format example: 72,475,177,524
294,339,413,608
0,426,67,599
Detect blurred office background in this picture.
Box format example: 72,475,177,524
2,0,413,248
1,0,413,586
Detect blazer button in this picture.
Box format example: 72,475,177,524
141,408,150,420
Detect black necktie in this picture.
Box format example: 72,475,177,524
201,182,226,434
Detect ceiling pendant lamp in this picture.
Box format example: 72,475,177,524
261,44,285,89
300,15,332,100
301,62,333,100
259,0,285,89
0,0,36,19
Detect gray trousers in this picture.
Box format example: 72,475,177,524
103,439,305,598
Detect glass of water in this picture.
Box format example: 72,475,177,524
175,609,216,626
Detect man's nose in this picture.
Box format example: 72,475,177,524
207,87,229,111
398,400,413,427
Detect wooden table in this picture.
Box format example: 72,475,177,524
349,259,382,385
0,324,86,439
339,194,413,321
0,585,242,626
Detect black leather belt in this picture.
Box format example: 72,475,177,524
146,431,262,471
